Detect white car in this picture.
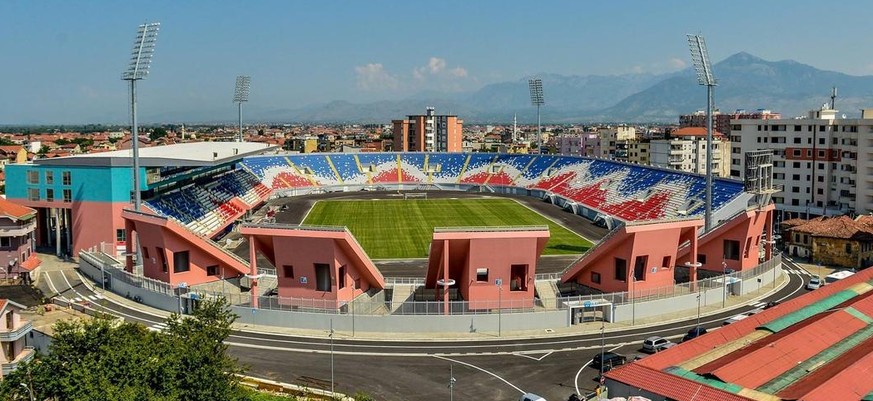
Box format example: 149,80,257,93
806,275,823,290
519,393,547,401
722,308,764,326
642,336,676,353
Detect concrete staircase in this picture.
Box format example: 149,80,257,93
390,285,417,313
534,280,560,309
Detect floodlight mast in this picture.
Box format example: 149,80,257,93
528,78,544,153
687,34,716,232
233,75,251,142
122,22,160,212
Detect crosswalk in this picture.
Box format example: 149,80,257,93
67,294,105,303
750,301,769,309
783,267,810,276
148,322,169,332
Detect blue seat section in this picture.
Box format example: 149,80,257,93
240,156,288,177
614,167,670,197
427,153,467,181
465,153,494,171
399,153,426,170
522,156,555,179
328,154,364,182
293,155,337,181
495,154,534,173
146,189,207,222
360,153,400,168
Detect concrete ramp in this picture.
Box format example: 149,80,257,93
534,279,560,309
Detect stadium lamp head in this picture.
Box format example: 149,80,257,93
687,34,716,86
528,78,544,106
234,75,252,103
122,22,160,81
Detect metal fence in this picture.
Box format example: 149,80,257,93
78,251,781,317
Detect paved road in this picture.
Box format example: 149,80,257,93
40,260,813,401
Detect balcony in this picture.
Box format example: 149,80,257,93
1,346,35,376
0,221,36,237
0,321,32,342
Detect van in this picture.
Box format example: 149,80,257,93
825,270,855,284
519,393,547,401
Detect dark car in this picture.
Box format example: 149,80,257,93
763,301,780,309
682,326,708,342
590,351,627,370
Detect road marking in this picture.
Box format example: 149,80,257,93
43,271,65,300
432,355,525,395
149,323,168,332
575,344,623,397
513,351,553,361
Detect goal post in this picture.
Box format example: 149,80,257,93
404,192,428,200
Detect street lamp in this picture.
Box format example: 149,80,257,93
449,363,456,401
528,78,544,153
233,75,251,142
599,311,605,384
329,319,335,396
696,288,702,330
687,34,717,232
495,278,503,337
20,383,35,401
722,261,729,308
122,22,160,212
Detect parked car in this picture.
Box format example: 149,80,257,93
590,351,627,370
642,336,676,353
682,326,708,342
519,393,547,401
763,301,780,309
806,275,823,290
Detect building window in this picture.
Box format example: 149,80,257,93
476,267,489,282
46,189,54,202
0,237,10,248
45,171,54,184
63,189,71,202
157,247,168,272
173,251,190,273
142,247,149,260
116,229,126,242
27,171,39,184
662,256,672,269
338,265,347,288
846,243,852,254
724,240,741,261
633,255,648,281
614,258,627,281
27,188,39,201
283,265,294,278
206,265,219,276
62,171,71,186
315,263,331,291
591,272,601,284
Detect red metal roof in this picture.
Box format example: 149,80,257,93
778,336,873,400
20,255,41,271
0,198,36,220
708,311,867,388
605,363,754,401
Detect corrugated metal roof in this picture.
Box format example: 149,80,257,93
760,289,860,333
707,311,867,388
604,363,755,401
777,336,873,400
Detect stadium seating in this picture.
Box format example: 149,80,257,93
150,153,748,232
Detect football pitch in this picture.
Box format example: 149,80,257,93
302,198,592,259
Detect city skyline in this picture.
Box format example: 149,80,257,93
3,0,873,124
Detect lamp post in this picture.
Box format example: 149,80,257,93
20,383,35,401
496,278,503,337
449,363,456,401
329,319,335,396
687,34,717,232
528,78,544,153
599,310,605,385
631,276,636,326
233,75,251,142
722,261,728,308
696,288,702,330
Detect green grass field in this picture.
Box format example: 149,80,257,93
302,198,592,259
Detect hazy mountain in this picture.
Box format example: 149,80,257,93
178,52,873,124
601,52,873,121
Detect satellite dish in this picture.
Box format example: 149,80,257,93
842,114,847,118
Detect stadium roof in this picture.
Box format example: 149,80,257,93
605,265,873,401
31,142,276,168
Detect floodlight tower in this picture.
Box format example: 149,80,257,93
122,22,160,211
528,78,544,153
687,34,716,232
233,75,251,142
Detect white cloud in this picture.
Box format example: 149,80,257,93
354,63,400,91
668,58,687,70
449,67,468,78
427,57,446,73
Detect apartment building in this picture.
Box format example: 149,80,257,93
392,107,463,152
680,109,782,138
555,133,600,157
0,299,35,378
649,127,730,177
626,140,650,165
730,105,873,220
596,125,637,160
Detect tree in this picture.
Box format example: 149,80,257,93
150,127,169,141
0,298,249,401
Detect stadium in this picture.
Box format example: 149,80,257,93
6,143,778,331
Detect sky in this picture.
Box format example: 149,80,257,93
2,0,873,124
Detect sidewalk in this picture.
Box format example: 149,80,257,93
64,258,789,342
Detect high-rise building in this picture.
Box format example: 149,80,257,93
392,107,462,152
650,127,730,177
681,109,781,139
729,105,873,220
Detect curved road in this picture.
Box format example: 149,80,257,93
41,257,812,401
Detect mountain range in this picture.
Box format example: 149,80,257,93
170,53,873,124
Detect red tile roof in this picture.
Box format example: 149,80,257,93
0,198,36,220
671,126,725,138
787,215,873,239
605,363,753,401
20,255,41,271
